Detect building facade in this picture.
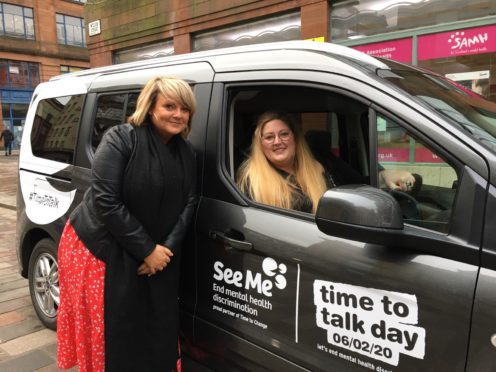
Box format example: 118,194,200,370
85,0,496,102
0,0,89,148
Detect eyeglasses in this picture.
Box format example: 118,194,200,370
261,130,292,143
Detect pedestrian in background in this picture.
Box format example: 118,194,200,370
0,126,14,156
56,76,197,372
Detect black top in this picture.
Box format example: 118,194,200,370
0,129,13,144
71,123,197,261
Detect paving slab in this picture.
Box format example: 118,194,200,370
0,329,56,356
0,349,54,372
0,297,33,314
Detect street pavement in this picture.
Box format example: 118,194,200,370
0,152,75,371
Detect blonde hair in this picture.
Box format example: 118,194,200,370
128,76,196,137
238,112,327,213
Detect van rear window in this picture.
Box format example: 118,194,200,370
30,95,84,164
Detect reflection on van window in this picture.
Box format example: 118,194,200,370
377,114,458,233
377,59,496,152
31,94,83,164
93,94,126,150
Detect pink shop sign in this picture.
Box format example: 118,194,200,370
418,25,496,61
352,38,412,63
415,148,445,164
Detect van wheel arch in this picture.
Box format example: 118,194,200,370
21,229,52,278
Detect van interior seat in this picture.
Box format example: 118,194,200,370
305,129,365,185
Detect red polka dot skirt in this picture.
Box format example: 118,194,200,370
57,221,105,372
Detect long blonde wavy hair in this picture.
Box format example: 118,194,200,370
128,76,196,137
238,112,327,213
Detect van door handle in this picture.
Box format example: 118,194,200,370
209,230,253,251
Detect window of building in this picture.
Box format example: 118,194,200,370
31,95,84,164
60,65,85,74
331,0,496,41
193,12,301,52
113,41,174,64
56,14,85,47
0,60,39,89
0,3,34,39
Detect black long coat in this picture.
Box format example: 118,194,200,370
71,123,197,371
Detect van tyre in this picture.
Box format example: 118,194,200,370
28,238,59,330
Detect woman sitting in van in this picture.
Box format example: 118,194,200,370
237,111,415,214
237,111,329,214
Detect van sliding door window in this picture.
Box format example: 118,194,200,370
92,92,139,151
30,94,84,164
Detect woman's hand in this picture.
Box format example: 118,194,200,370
138,244,173,276
380,169,416,192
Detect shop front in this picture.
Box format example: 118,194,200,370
332,0,496,102
330,0,496,177
0,60,39,150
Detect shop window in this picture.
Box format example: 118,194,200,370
2,103,28,148
331,0,496,41
11,103,28,118
0,3,35,39
193,12,300,52
416,25,496,102
113,41,174,64
92,92,139,150
56,14,85,47
31,95,84,164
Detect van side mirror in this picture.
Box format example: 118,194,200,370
315,185,404,245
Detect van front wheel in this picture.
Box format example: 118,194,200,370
28,238,59,330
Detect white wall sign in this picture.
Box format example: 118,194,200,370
88,20,101,36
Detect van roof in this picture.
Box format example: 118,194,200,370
50,40,388,82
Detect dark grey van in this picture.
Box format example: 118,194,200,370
16,41,496,371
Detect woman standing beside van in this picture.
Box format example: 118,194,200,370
57,76,197,372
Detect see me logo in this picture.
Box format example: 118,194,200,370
448,31,488,50
213,257,287,297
